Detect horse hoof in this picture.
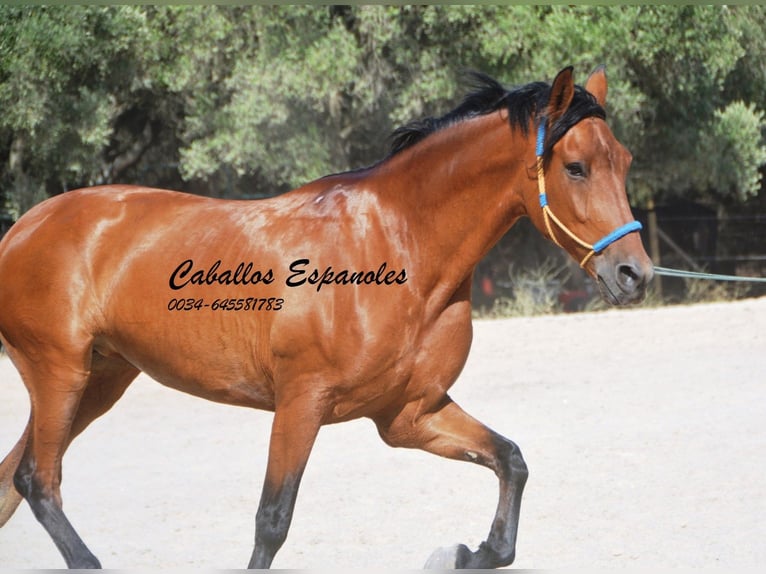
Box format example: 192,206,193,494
424,543,473,569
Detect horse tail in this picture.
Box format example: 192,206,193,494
0,420,29,527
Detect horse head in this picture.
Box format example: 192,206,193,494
528,66,653,305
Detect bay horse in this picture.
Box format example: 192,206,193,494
0,66,652,569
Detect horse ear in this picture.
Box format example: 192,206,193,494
585,65,608,107
545,66,575,124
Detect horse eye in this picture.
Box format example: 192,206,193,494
565,162,586,179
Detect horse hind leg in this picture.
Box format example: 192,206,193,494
0,355,138,529
13,363,101,568
10,349,139,568
0,421,30,527
68,353,140,441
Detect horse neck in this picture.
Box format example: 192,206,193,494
371,112,535,297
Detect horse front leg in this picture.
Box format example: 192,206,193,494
375,396,528,569
248,395,325,569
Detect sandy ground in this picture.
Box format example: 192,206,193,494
0,297,764,569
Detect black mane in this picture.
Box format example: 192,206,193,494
388,71,606,160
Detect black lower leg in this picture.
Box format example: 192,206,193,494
425,433,528,569
14,462,101,569
468,434,528,568
248,474,302,569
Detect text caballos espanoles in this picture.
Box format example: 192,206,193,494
169,258,407,292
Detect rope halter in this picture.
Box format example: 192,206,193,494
535,120,643,268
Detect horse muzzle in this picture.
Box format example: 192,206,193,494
594,254,654,306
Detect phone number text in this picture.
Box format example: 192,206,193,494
167,297,284,312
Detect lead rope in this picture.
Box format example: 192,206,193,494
652,266,766,283
536,120,642,268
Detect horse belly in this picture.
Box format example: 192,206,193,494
96,329,276,410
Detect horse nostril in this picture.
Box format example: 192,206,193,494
617,262,642,291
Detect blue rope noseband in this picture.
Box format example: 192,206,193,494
535,120,642,267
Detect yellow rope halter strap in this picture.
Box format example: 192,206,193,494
535,120,642,268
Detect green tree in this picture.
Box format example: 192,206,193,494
1,4,764,220
0,6,157,216
178,5,521,192
507,5,766,204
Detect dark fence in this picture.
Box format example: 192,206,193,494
474,198,766,312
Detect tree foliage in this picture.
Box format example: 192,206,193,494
1,5,765,219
